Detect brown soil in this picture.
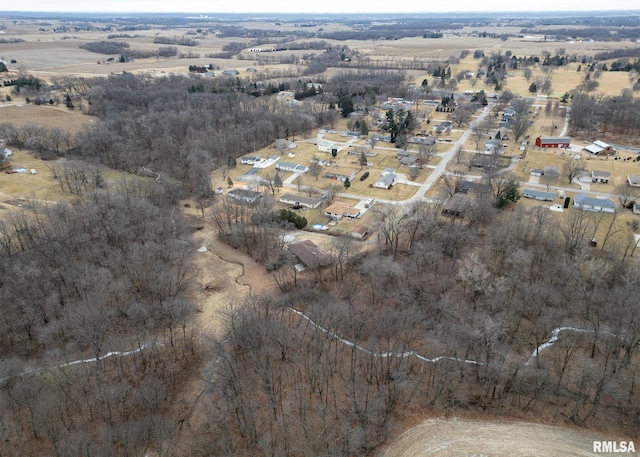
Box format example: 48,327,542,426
183,208,275,336
382,418,636,457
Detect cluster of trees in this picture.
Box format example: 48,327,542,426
570,91,640,138
0,185,199,455
153,36,198,46
196,194,640,454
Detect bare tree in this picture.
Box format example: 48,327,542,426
562,156,586,184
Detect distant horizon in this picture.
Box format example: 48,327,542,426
2,0,640,15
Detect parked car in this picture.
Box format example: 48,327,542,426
360,171,370,181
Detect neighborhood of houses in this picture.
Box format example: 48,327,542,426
211,97,640,272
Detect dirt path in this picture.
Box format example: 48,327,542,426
383,418,635,457
186,211,275,336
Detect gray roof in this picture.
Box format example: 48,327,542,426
375,174,396,187
574,194,615,211
522,189,555,201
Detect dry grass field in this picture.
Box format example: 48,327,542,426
383,418,634,457
0,103,97,130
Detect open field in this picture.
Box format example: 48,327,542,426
0,103,97,130
383,418,636,457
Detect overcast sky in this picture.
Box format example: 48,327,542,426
4,0,640,13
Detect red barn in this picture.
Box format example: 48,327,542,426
535,136,570,148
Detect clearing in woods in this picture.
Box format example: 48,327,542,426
383,418,633,457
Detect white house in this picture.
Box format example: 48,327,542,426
591,170,610,183
241,155,263,165
374,169,397,189
279,193,322,209
318,140,336,153
628,175,640,187
228,188,263,204
276,161,309,173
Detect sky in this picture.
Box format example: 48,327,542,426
4,0,640,14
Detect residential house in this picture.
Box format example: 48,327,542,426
373,172,397,189
325,167,357,182
634,203,640,215
502,108,516,121
409,135,436,146
543,165,560,178
274,139,297,149
350,225,370,239
222,69,239,76
318,140,336,153
241,155,263,165
591,170,610,183
324,201,361,220
279,193,322,209
433,121,452,134
287,240,331,269
399,155,419,166
458,180,492,195
341,130,361,139
535,137,571,148
442,196,467,217
228,188,263,204
583,140,615,156
627,175,640,187
276,161,309,173
530,168,544,177
372,133,391,142
573,194,615,213
485,139,504,154
522,189,555,201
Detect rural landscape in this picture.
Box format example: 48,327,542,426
1,9,640,456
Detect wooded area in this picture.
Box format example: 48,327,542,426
1,42,639,455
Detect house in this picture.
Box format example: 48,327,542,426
442,196,467,217
399,155,419,166
324,201,361,220
318,140,336,153
279,193,322,209
535,137,571,148
522,189,555,201
241,155,263,165
341,130,361,139
591,170,610,183
222,69,239,76
287,240,331,269
543,165,560,178
573,194,615,213
634,203,640,215
276,161,309,173
228,188,263,204
274,139,297,150
325,167,357,182
350,225,370,239
373,173,396,189
583,140,615,156
530,168,544,177
458,180,492,195
485,139,504,154
348,146,377,157
627,175,640,187
433,121,452,134
372,133,391,142
409,135,436,146
502,108,516,121
381,168,396,176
